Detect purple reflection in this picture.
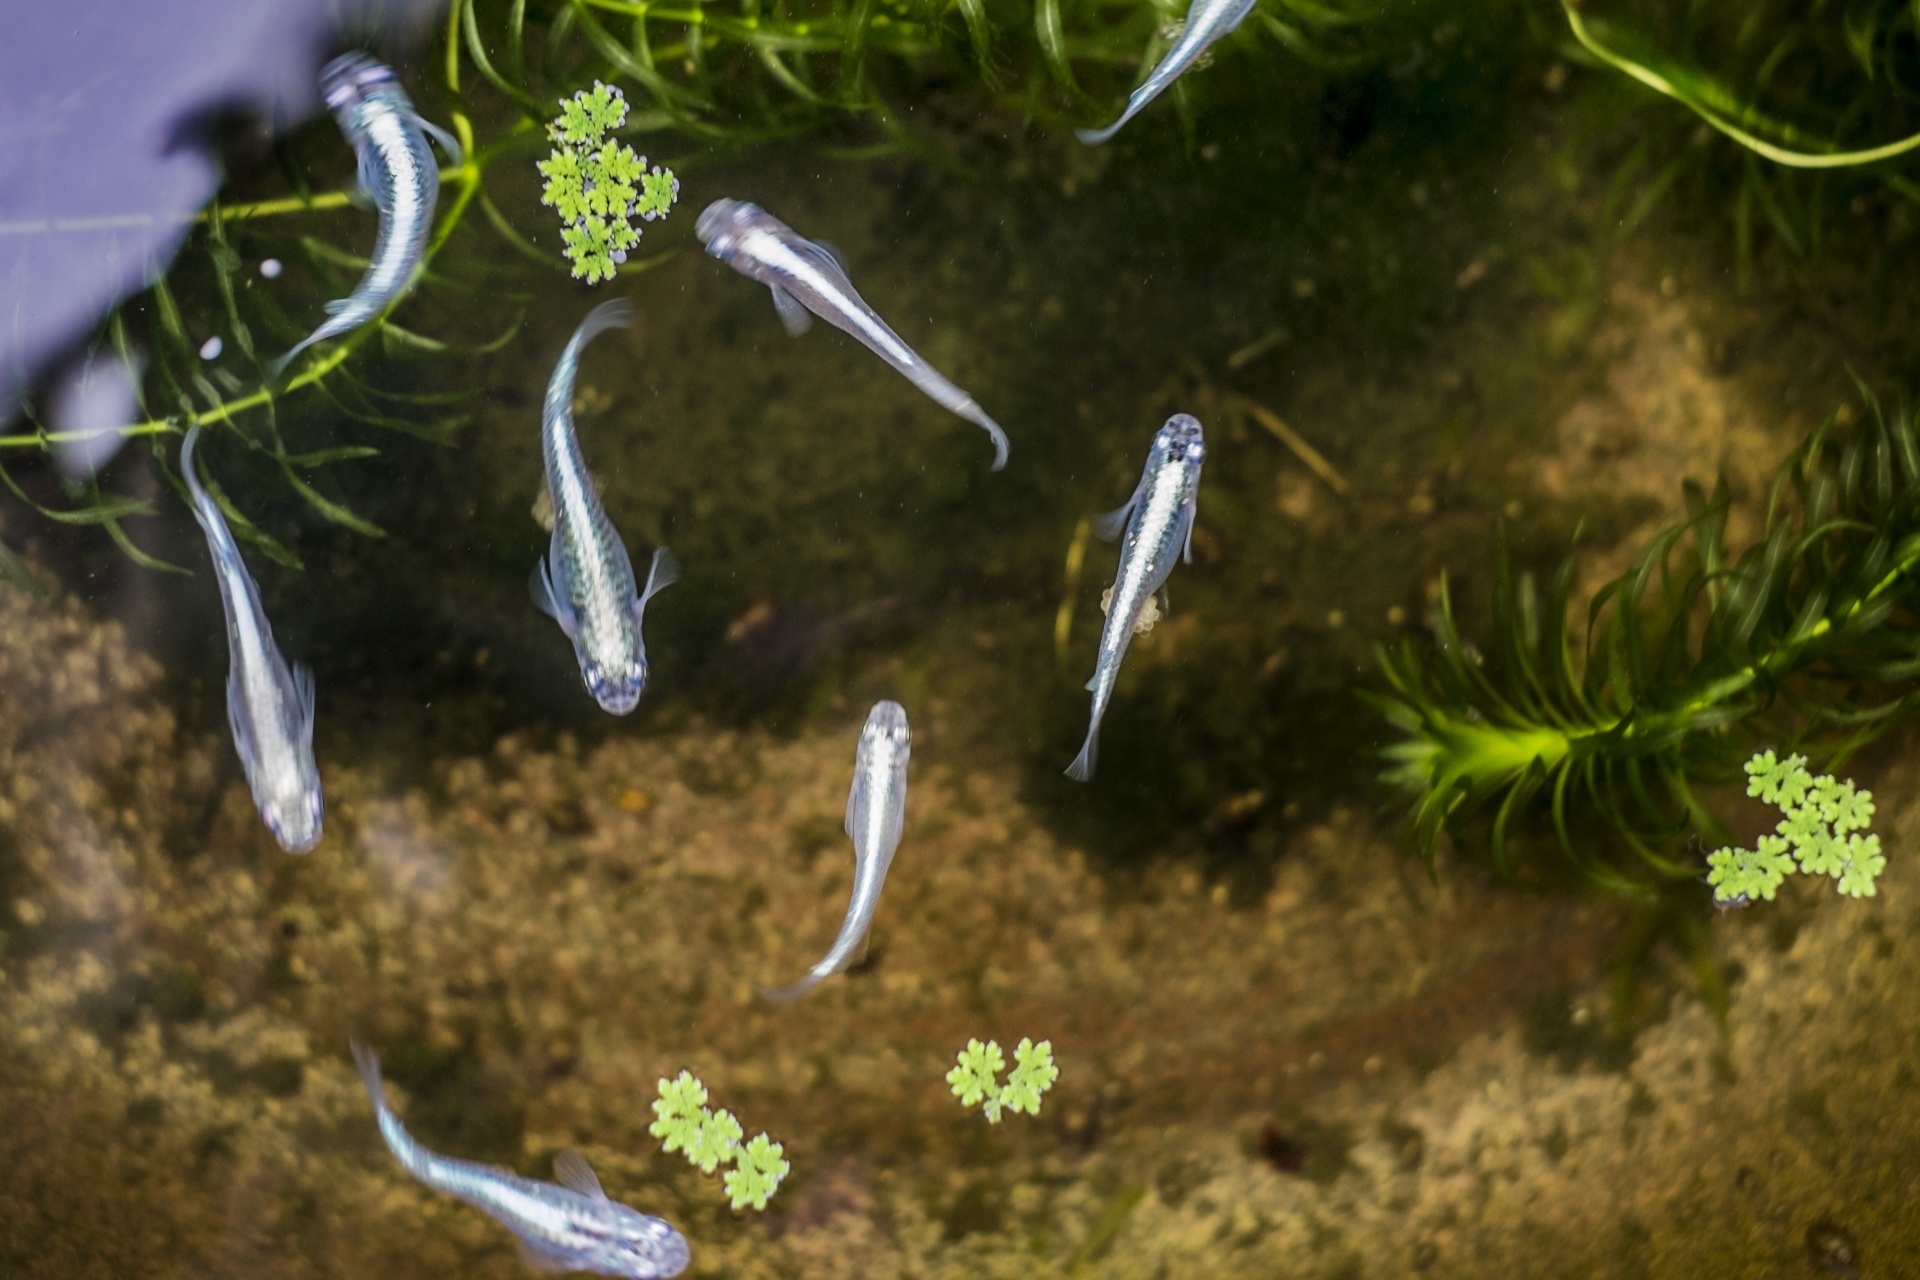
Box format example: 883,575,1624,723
0,0,442,417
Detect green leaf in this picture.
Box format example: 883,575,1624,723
687,1108,743,1174
1837,833,1886,897
636,166,680,221
1001,1038,1059,1118
722,1134,789,1211
946,1038,1003,1111
648,1071,710,1155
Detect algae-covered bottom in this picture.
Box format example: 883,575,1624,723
2,568,1919,1278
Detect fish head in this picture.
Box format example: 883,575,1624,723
584,655,649,716
1153,413,1206,468
603,1206,692,1278
263,782,324,854
320,52,398,115
694,199,763,260
861,699,912,752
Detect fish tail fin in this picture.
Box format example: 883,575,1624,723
762,968,831,1003
1074,113,1132,146
963,403,1011,471
573,298,636,350
1065,724,1099,781
349,1037,386,1111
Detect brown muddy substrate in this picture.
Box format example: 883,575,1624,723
0,544,1916,1278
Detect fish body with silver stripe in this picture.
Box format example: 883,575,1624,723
767,701,911,1000
1068,414,1206,781
696,199,1009,471
530,299,678,715
180,425,323,852
1076,0,1260,145
271,53,461,377
352,1041,689,1277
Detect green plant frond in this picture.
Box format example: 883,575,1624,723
1376,385,1920,896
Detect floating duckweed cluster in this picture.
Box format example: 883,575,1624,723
649,1070,790,1210
538,83,679,284
1707,752,1883,906
947,1037,1059,1123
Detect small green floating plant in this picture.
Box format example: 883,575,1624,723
649,1071,789,1211
1708,751,1883,906
947,1038,1059,1123
538,82,680,284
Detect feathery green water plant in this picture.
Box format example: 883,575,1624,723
1707,750,1882,905
539,83,679,283
1375,385,1920,897
947,1037,1058,1123
649,1070,790,1210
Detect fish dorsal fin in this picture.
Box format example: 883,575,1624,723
770,286,813,337
553,1149,609,1201
356,143,396,213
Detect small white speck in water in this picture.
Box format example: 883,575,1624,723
259,258,283,278
198,336,223,360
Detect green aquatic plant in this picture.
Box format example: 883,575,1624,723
538,83,679,283
1375,385,1920,897
1555,0,1920,283
1707,751,1883,905
649,1070,790,1210
947,1037,1058,1123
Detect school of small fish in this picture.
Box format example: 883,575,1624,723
138,23,1231,1267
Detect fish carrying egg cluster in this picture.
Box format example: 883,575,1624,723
179,26,1218,1271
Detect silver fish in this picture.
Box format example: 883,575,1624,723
695,199,1010,471
767,700,911,1000
180,425,323,851
351,1040,690,1278
271,54,461,377
1075,0,1260,145
1067,414,1206,780
530,299,678,715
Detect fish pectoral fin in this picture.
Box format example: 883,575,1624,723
637,545,681,612
322,297,354,318
1084,673,1100,692
291,661,317,732
1091,499,1137,543
225,674,261,776
529,557,577,638
1182,496,1199,564
514,1238,578,1273
552,1149,610,1201
356,145,396,213
802,237,854,285
844,772,869,840
1092,472,1148,542
418,118,465,168
770,286,813,337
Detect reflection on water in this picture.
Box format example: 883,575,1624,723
3,11,1919,1278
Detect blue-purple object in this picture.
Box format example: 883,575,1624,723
0,0,441,418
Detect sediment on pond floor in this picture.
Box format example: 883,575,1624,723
0,569,1917,1279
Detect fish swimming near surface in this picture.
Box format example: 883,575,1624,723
270,53,462,378
351,1039,690,1278
694,199,1010,471
767,700,912,1000
1075,0,1260,145
180,425,323,852
1067,414,1206,781
531,298,678,715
